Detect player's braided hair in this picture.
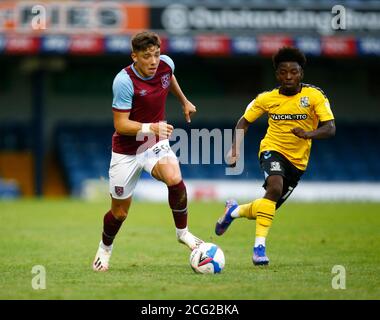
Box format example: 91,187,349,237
131,31,161,52
273,47,306,70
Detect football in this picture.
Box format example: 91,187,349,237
190,242,225,274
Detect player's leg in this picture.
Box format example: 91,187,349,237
104,196,132,245
93,196,132,272
251,164,303,265
215,151,285,265
151,157,203,250
217,175,282,226
144,141,203,250
275,162,303,209
251,174,283,265
251,152,304,265
215,174,282,263
215,158,283,236
93,152,141,272
275,179,295,209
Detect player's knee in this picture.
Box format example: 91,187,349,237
112,205,128,221
165,174,182,187
265,183,283,202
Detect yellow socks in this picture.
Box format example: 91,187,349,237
238,198,276,237
238,199,260,219
255,198,276,238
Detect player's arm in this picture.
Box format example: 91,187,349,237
291,120,335,139
170,74,196,123
227,117,251,166
292,91,335,139
113,111,140,135
113,111,173,139
227,96,266,165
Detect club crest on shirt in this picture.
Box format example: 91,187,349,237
115,186,124,197
300,96,310,108
161,73,171,89
139,89,147,96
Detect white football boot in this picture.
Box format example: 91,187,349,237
177,228,204,250
92,241,113,272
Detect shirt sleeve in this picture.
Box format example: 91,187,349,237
160,55,175,73
243,94,266,123
112,71,134,111
314,90,334,122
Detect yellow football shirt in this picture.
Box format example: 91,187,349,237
243,84,335,170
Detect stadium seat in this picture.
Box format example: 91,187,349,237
0,179,21,199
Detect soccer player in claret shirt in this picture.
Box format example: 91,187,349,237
93,31,203,272
215,47,336,266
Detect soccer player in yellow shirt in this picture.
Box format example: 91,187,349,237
215,47,336,265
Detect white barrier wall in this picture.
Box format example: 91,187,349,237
82,179,380,202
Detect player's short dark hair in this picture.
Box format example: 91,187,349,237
131,31,161,52
272,47,306,70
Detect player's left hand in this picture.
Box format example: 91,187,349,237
182,100,197,123
291,127,312,139
226,148,240,167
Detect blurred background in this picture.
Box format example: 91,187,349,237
0,0,379,202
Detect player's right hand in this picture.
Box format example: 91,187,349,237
291,127,312,139
151,122,174,139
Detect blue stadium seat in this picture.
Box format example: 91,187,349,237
0,179,21,199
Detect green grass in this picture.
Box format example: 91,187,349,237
0,199,379,300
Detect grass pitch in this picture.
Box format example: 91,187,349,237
0,199,379,300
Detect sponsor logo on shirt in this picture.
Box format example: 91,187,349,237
270,113,308,120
